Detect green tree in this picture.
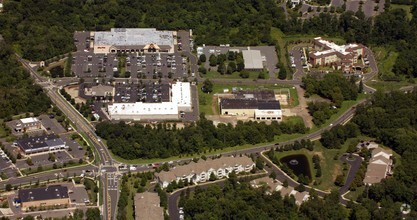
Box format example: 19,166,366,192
199,54,206,63
278,67,287,80
202,79,213,93
209,54,217,67
5,184,12,191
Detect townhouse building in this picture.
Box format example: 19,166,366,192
155,156,255,188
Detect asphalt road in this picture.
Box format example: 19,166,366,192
1,165,97,189
17,55,117,220
339,154,363,195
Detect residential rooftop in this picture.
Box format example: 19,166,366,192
155,156,254,183
134,192,164,220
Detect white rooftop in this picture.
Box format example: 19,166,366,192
242,50,263,70
94,28,174,46
20,117,39,124
314,37,360,56
108,82,191,118
171,82,191,108
108,102,178,116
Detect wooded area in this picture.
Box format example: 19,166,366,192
0,1,416,80
0,41,51,120
95,115,307,159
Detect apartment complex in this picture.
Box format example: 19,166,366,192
134,192,164,220
250,177,310,205
309,37,365,73
93,28,176,54
155,156,255,188
363,147,393,185
14,134,67,155
18,185,70,211
107,82,192,120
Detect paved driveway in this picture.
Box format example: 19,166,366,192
339,154,363,194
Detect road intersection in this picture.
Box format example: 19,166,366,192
11,36,411,220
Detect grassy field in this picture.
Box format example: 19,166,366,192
372,46,399,80
270,28,289,70
391,4,413,20
344,186,365,201
202,71,268,80
198,83,298,115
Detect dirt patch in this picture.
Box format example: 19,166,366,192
211,96,218,115
332,163,342,182
289,86,313,128
275,94,288,106
64,85,86,104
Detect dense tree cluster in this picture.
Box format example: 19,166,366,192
307,101,337,125
182,178,348,219
350,90,417,214
320,123,360,149
182,179,300,219
96,115,307,159
0,41,51,120
302,74,359,107
0,0,282,61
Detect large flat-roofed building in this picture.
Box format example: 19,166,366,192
155,156,255,188
242,50,264,71
220,99,282,121
134,192,164,220
18,185,70,211
107,82,192,120
93,28,176,54
14,134,67,155
309,37,365,73
12,117,42,133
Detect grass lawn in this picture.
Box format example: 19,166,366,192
270,28,289,70
202,71,268,80
366,80,415,92
284,116,304,124
372,46,399,80
344,186,365,201
391,4,413,20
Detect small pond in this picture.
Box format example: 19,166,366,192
280,154,312,180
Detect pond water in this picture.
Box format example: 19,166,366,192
280,154,312,180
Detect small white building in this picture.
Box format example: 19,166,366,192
13,117,42,133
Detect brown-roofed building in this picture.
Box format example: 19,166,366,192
309,37,365,73
363,147,393,185
250,177,282,194
155,156,255,188
134,192,163,220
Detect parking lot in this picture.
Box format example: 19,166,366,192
289,47,308,80
15,151,73,170
72,32,192,80
0,156,19,179
38,114,67,135
200,45,278,78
